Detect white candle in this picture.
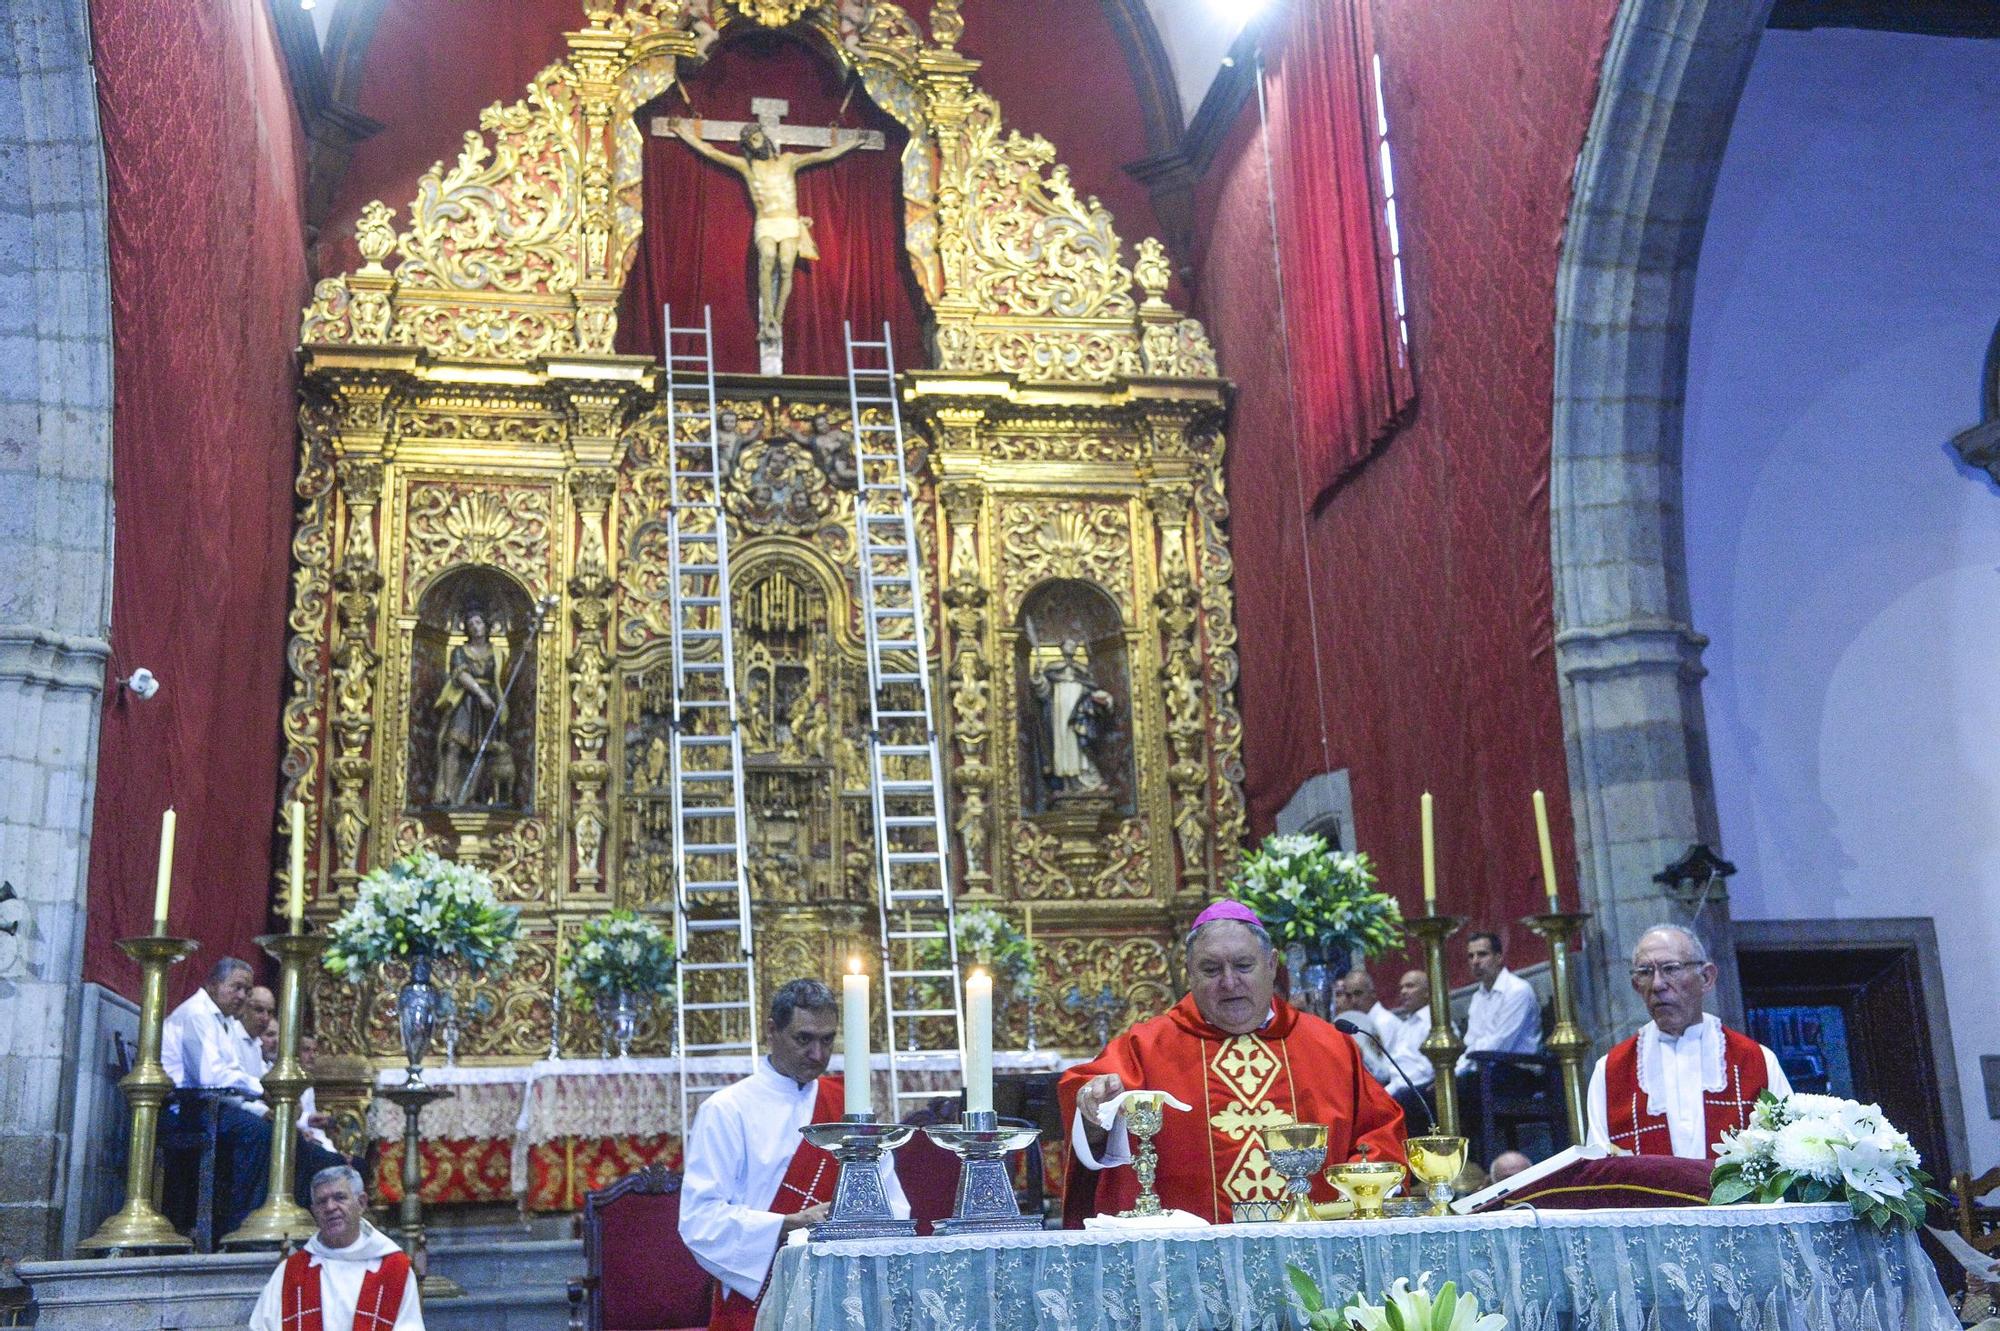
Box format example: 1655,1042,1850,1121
152,808,177,934
842,957,872,1118
1420,791,1437,912
287,800,306,930
1532,789,1561,909
965,969,994,1116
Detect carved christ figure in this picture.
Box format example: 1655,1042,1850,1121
673,120,862,342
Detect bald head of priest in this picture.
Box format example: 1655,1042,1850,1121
1584,924,1792,1160
249,1166,422,1330
1057,901,1407,1224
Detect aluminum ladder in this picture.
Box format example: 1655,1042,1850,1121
662,306,758,1134
845,320,965,1117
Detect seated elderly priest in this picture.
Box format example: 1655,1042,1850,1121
1059,901,1406,1222
680,978,909,1331
1586,924,1791,1159
249,1165,422,1331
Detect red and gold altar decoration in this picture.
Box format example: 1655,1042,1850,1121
285,0,1245,1187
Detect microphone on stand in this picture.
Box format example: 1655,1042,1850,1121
1334,1015,1438,1135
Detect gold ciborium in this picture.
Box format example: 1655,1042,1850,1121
1327,1157,1406,1220
1119,1092,1169,1218
1259,1123,1329,1223
1405,1135,1469,1216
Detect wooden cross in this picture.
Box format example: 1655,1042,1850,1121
651,96,886,153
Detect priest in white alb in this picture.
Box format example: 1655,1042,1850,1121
679,978,908,1331
249,1165,422,1330
1586,924,1791,1159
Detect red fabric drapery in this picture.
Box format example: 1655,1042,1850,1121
1267,0,1416,500
616,33,924,375
83,0,309,999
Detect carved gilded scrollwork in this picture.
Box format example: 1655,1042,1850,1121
569,468,618,892
1189,425,1249,876
938,480,991,887
278,390,340,903
1149,482,1209,892
997,502,1132,620
403,484,553,598
331,459,386,886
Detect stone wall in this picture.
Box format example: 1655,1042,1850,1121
0,0,115,1262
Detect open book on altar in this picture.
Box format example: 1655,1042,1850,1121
1451,1143,1613,1213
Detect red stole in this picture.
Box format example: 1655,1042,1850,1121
1057,996,1406,1225
708,1076,845,1331
1603,1025,1770,1160
278,1247,411,1331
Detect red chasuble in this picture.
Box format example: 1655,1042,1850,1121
1057,995,1406,1224
708,1076,845,1331
278,1248,410,1331
1602,1026,1770,1160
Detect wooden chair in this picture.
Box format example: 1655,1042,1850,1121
1461,998,1567,1161
113,1031,229,1252
567,1165,713,1331
1953,1165,2000,1255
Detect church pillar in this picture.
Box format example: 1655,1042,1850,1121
0,0,115,1260
1551,0,1773,1041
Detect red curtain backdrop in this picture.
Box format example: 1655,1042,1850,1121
1192,0,1618,986
83,0,310,999
615,33,924,374
1267,0,1417,501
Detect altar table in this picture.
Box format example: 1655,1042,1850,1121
367,1051,1071,1209
758,1203,1956,1331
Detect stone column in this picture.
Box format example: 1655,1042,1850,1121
0,0,116,1260
1551,0,1774,1038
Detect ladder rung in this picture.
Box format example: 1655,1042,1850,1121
681,914,745,929
680,771,734,783
684,1000,752,1013
885,929,948,941
682,843,739,856
889,1006,959,1019
872,640,920,652
875,744,934,758
677,735,733,747
882,814,934,827
685,1042,756,1054
889,968,959,980
888,889,947,903
875,673,922,686
885,851,940,864
679,961,753,973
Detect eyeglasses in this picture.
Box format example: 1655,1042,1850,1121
1628,961,1705,983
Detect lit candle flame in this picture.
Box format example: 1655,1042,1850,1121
848,955,862,975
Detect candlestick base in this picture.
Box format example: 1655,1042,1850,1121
798,1119,919,1240
923,1110,1043,1234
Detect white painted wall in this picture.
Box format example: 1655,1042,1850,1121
1141,0,1247,125
1686,26,2000,1174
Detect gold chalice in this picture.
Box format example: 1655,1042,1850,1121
1258,1123,1329,1223
1327,1157,1406,1220
1118,1092,1169,1218
1405,1135,1469,1216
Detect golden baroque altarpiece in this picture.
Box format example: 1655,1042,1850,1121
287,0,1245,1068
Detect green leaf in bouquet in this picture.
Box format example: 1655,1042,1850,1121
1286,1264,1325,1314
1709,1174,1757,1206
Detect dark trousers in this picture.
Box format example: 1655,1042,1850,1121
167,1101,349,1238
1454,1064,1543,1168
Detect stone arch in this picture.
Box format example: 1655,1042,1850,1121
1550,0,1775,1041
0,0,116,1259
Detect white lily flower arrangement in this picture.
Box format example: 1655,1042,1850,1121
1288,1267,1507,1331
1232,833,1403,960
323,850,520,980
1710,1090,1946,1229
564,910,677,1001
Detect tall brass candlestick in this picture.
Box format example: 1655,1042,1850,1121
79,935,200,1254
222,930,328,1248
1523,910,1593,1146
1405,913,1467,1137
377,1084,463,1298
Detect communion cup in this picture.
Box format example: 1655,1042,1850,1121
1405,1135,1469,1216
1119,1092,1169,1218
1327,1159,1406,1220
1258,1122,1329,1223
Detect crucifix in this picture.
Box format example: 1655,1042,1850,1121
653,98,887,374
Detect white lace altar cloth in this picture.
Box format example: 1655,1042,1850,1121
759,1203,1957,1331
366,1052,1072,1198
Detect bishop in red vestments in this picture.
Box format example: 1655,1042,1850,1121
680,978,909,1331
1586,924,1791,1159
1059,902,1406,1223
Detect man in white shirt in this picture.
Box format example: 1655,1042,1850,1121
1383,969,1434,1090
162,958,345,1237
1454,932,1542,1160
679,978,908,1331
1333,970,1399,1087
249,1165,423,1330
1585,924,1791,1159
239,984,277,1077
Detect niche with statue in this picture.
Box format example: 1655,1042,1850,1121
1016,579,1135,819
407,567,541,815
